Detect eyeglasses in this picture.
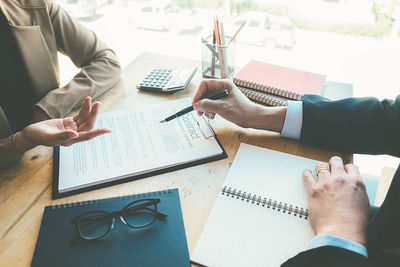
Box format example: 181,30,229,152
70,198,167,240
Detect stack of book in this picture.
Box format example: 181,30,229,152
233,60,327,106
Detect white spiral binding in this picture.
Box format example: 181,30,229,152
239,88,287,107
233,77,303,101
51,189,172,209
221,186,308,219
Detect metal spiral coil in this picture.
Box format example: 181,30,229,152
221,186,308,219
51,189,172,209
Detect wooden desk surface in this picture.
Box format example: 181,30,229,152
0,53,352,266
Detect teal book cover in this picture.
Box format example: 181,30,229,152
31,189,190,267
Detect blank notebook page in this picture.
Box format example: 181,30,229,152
191,143,318,267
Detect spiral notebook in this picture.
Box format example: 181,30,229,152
31,189,190,267
238,87,288,107
192,144,318,267
233,60,326,101
238,81,353,107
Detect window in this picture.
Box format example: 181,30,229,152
55,0,400,100
234,19,246,26
249,20,260,27
142,6,152,12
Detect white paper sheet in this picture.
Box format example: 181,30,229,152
58,98,223,192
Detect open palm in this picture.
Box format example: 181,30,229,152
22,97,111,147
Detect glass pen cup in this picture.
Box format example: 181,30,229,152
201,34,235,79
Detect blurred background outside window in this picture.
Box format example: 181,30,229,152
55,0,400,177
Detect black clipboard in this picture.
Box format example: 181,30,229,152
52,121,227,199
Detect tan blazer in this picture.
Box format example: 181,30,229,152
0,0,121,166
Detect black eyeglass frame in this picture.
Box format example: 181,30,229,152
70,198,167,240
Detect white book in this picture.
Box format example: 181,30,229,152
54,98,226,197
192,143,319,267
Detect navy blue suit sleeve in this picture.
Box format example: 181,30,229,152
300,95,400,157
282,246,372,267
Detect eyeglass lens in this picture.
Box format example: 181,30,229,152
77,211,112,240
122,200,157,228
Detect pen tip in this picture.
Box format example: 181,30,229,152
159,120,166,124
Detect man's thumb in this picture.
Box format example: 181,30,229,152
58,130,78,141
194,99,221,114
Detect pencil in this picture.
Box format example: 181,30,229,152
216,16,222,45
220,22,227,78
215,15,226,78
228,20,246,45
211,29,216,76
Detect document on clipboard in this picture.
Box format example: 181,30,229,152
52,98,227,199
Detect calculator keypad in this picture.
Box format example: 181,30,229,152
137,67,197,93
139,68,173,89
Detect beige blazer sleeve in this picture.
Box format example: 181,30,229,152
36,0,122,118
1,0,121,168
0,135,22,168
0,107,22,168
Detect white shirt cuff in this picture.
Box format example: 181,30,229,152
308,234,368,258
280,100,302,140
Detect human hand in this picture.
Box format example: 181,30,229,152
192,79,256,127
16,97,111,151
303,156,370,246
192,79,286,131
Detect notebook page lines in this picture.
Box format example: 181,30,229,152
222,144,319,209
191,194,314,267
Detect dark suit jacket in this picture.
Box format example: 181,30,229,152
282,95,400,267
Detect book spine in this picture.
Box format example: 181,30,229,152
238,87,287,107
51,189,172,209
221,186,308,219
233,78,303,101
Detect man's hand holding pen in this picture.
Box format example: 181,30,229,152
192,80,250,123
160,87,228,123
192,79,286,132
162,79,287,133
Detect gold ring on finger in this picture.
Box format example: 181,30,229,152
316,168,330,176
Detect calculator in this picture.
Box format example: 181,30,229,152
137,67,197,93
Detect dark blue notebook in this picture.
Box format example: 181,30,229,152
31,189,190,267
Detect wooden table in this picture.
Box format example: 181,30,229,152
0,52,353,266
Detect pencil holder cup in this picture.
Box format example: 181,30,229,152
201,34,235,79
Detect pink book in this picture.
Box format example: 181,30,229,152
233,60,326,100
